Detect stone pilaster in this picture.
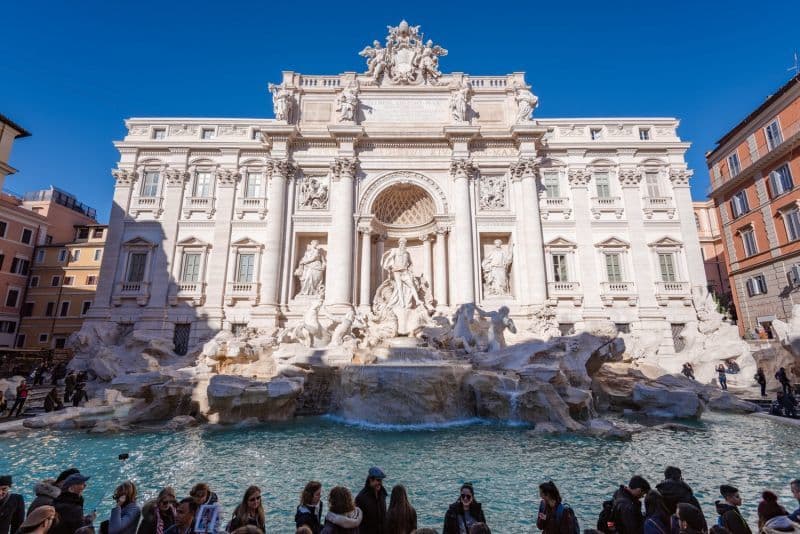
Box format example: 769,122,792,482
420,233,433,292
260,158,293,311
325,157,359,312
358,226,372,309
434,226,449,308
204,168,240,321
568,168,604,310
620,168,657,308
450,158,477,304
152,166,189,308
669,168,708,295
510,158,547,306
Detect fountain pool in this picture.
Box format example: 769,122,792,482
1,413,798,532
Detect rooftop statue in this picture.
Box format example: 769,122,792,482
359,20,448,85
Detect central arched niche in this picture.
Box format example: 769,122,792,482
372,183,436,227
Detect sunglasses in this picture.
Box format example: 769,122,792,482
248,496,261,502
160,500,177,506
460,494,473,500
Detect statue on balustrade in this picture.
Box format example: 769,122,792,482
295,240,326,296
481,239,513,296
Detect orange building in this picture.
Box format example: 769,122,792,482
693,200,730,298
707,74,800,337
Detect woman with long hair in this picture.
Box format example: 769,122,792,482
109,481,142,534
443,483,487,534
227,486,265,533
320,487,362,534
643,490,671,534
385,485,417,534
295,481,323,534
190,483,218,506
137,487,177,534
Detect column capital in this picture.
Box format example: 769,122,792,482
358,224,372,235
164,168,190,187
112,168,138,186
330,157,359,181
266,158,296,180
509,157,538,182
618,167,642,188
450,158,476,181
436,225,451,236
419,233,432,242
215,168,241,187
567,168,590,188
669,168,692,187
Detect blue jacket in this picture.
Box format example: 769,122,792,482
109,502,142,534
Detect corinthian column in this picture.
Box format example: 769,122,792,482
434,227,449,307
511,158,547,306
325,157,358,311
261,158,293,309
450,158,476,304
359,226,372,308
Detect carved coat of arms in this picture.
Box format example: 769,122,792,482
359,20,448,85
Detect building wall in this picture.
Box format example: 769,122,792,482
18,226,106,348
693,200,730,296
708,75,800,336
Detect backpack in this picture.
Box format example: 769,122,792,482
597,500,618,534
556,503,580,534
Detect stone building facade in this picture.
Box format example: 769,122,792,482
707,74,800,337
693,200,730,297
86,22,706,355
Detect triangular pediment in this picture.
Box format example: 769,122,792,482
545,236,577,248
231,237,262,248
595,237,630,248
648,236,683,248
177,236,210,247
122,236,156,248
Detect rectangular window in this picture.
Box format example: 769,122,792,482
93,228,104,238
10,258,29,275
58,249,67,262
728,153,741,177
730,190,750,218
769,164,794,197
741,228,758,257
51,276,60,287
59,301,70,317
236,253,255,283
543,172,560,198
645,172,661,197
54,337,66,349
595,172,611,198
152,128,166,140
45,302,55,317
0,221,6,237
71,249,81,261
747,274,768,296
551,254,568,282
5,289,19,308
126,252,148,283
81,301,92,315
35,249,45,263
658,253,677,282
77,228,89,240
194,172,213,197
22,303,34,317
15,334,25,348
785,209,800,241
181,253,202,282
639,128,651,141
94,249,102,261
246,173,263,198
605,253,623,282
38,333,49,343
21,228,32,245
141,171,160,197
0,254,4,270
64,276,74,286
590,128,602,140
789,264,800,287
765,120,783,150
201,128,215,140
173,323,191,356
86,275,98,285
29,276,39,288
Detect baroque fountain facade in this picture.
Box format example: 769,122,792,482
60,21,760,433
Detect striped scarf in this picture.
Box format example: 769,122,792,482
156,505,175,534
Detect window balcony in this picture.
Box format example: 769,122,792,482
642,197,675,219
540,197,571,219
600,281,637,306
112,281,150,306
131,196,163,218
547,281,582,306
235,197,267,220
655,280,692,305
590,196,623,219
169,281,206,307
225,281,260,306
182,196,216,219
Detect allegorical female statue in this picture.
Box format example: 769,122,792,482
295,240,326,296
481,239,513,296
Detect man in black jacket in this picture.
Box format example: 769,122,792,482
0,475,24,534
656,467,706,530
51,473,96,534
715,485,752,534
355,467,387,534
612,475,650,534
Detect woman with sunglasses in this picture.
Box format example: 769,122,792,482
227,486,266,533
442,483,487,534
137,488,177,534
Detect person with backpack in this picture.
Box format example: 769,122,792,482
655,467,706,531
536,481,578,534
715,485,752,534
611,476,651,534
643,490,670,534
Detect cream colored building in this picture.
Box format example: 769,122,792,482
85,22,706,356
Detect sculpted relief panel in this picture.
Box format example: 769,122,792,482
298,175,330,210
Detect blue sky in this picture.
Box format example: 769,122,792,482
2,0,799,222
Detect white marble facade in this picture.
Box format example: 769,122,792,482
88,22,706,354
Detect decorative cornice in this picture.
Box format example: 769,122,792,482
509,157,537,182
567,168,590,187
669,168,692,187
215,169,241,186
330,157,359,181
618,168,642,188
112,169,138,186
449,158,476,181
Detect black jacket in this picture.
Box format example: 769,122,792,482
295,504,323,534
715,501,752,534
536,501,576,534
655,479,705,529
612,487,644,534
443,501,486,534
0,493,24,534
137,500,176,534
355,483,387,534
227,514,264,533
52,491,89,534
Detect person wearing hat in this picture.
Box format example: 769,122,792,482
355,467,388,534
51,473,96,534
715,485,752,534
0,475,25,534
27,478,61,516
612,475,651,534
16,505,56,534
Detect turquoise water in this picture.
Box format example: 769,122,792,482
2,413,799,533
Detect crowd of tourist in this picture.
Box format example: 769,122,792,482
0,369,91,419
1,466,799,534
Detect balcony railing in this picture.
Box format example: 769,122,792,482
131,196,163,217
540,197,571,219
225,281,260,306
183,196,216,219
113,281,150,306
590,196,623,219
600,281,637,306
547,281,582,306
235,197,267,219
655,280,692,306
643,197,675,219
169,281,206,306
